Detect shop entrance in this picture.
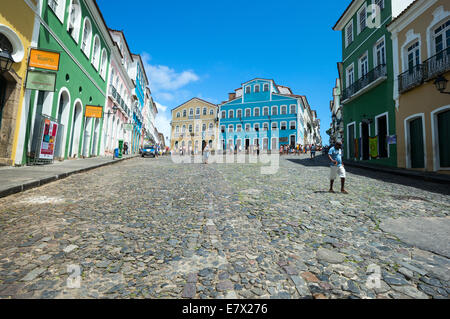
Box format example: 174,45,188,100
361,122,370,160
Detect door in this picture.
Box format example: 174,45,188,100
348,124,355,159
409,118,424,168
362,122,370,160
245,139,250,151
377,116,388,158
438,110,450,168
290,135,296,148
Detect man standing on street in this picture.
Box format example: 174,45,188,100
328,141,348,194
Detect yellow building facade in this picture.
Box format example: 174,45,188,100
171,98,218,154
0,0,38,165
389,0,450,174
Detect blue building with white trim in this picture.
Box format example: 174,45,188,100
219,79,305,151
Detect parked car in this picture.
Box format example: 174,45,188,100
141,145,156,158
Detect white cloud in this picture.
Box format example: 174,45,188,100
142,52,199,102
154,101,171,143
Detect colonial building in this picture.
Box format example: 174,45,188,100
0,0,39,166
219,79,306,152
388,0,450,173
171,97,218,154
15,0,113,165
329,74,344,145
333,0,414,167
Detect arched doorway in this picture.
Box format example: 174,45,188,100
55,90,70,159
91,118,100,156
69,101,83,158
83,116,92,157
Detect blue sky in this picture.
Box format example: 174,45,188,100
97,0,353,143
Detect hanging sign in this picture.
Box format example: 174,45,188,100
39,119,58,160
85,105,103,118
25,70,57,92
387,135,397,145
29,48,60,71
369,136,379,159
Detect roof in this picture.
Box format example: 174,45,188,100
387,0,420,28
171,97,218,112
108,28,133,60
333,0,358,30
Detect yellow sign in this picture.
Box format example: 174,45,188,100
29,48,60,71
369,137,378,159
85,105,103,118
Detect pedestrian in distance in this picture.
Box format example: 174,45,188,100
328,141,348,194
123,142,128,155
311,144,316,159
203,144,210,164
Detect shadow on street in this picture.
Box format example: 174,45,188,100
288,155,450,196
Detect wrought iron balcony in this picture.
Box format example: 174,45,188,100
342,64,387,101
399,65,425,93
424,48,450,81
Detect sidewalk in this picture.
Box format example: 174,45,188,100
0,155,138,199
343,160,450,185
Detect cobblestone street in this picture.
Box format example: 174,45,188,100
0,154,449,299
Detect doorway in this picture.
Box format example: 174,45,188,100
409,118,425,168
245,138,250,151
361,122,370,160
437,110,450,168
348,124,355,159
377,115,388,158
69,102,83,157
290,135,295,148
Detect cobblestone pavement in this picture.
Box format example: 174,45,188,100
0,154,449,299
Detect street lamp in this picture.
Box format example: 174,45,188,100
0,50,14,73
434,75,450,94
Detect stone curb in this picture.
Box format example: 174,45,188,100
343,161,450,185
0,155,138,199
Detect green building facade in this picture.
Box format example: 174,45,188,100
19,0,111,164
333,0,397,167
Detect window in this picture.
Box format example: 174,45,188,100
100,49,108,79
375,38,386,67
237,109,242,118
229,110,234,118
202,124,206,132
281,105,287,115
203,107,207,115
49,0,66,23
176,126,179,133
407,42,420,71
375,0,384,10
209,123,214,131
254,123,260,131
281,122,287,130
221,111,226,119
189,108,194,116
245,109,251,117
221,125,226,133
290,105,296,114
263,107,269,116
433,19,450,54
358,5,367,34
183,110,187,117
245,124,251,132
272,106,278,116
81,18,92,57
290,121,296,130
254,85,260,93
176,112,180,118
182,125,186,133
359,54,369,78
245,86,251,94
254,108,260,117
272,122,278,131
228,125,234,133
92,35,101,69
263,83,269,92
237,124,242,132
263,123,269,131
345,21,354,48
346,64,355,88
196,108,200,115
189,125,193,133
210,109,214,115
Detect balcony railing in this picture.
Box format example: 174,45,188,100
399,65,425,93
342,64,387,101
398,48,450,93
109,85,131,117
424,48,450,81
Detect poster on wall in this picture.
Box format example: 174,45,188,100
39,119,59,160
